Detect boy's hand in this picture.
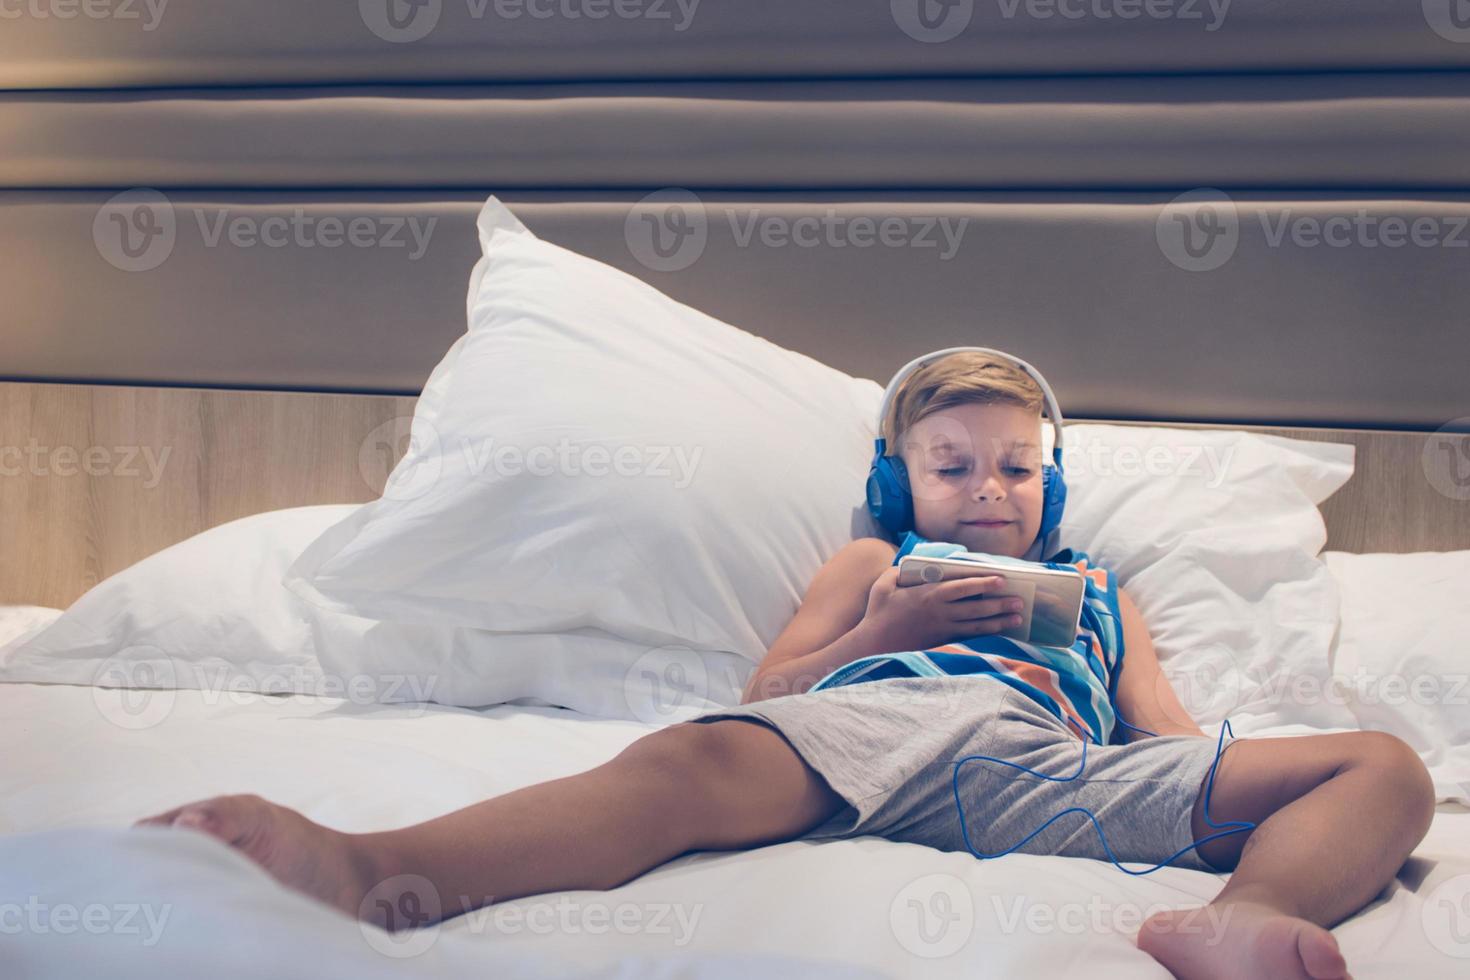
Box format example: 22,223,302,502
858,566,1023,655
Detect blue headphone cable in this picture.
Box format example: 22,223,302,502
950,713,1255,875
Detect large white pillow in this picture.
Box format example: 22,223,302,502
1323,549,1470,803
284,197,886,663
280,196,1358,736
0,506,749,725
1053,423,1359,732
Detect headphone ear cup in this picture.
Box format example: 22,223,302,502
1040,462,1067,538
866,456,914,535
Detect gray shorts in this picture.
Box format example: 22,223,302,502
686,675,1237,873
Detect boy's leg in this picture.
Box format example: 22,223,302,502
1138,730,1436,980
134,718,847,927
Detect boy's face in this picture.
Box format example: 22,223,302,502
898,402,1046,558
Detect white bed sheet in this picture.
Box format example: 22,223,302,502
4,680,1469,980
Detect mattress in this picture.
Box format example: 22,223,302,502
4,579,1470,979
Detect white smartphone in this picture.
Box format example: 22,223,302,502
896,554,1086,648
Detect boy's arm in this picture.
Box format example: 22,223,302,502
1112,585,1208,742
740,538,897,705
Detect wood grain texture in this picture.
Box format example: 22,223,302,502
2,383,1467,609
1,382,417,609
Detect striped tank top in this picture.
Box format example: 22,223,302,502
809,530,1127,745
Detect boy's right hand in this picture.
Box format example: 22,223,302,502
859,566,1023,655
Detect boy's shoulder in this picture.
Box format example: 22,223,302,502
841,536,900,565
826,536,901,585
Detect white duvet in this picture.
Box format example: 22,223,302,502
4,681,1469,980
5,542,1470,979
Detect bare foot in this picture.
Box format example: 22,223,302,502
135,794,382,924
1136,900,1352,980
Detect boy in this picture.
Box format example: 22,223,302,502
138,352,1434,980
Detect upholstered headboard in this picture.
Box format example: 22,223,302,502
2,3,1468,605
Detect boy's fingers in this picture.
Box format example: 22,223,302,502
949,597,1020,622
937,575,1005,599
964,616,1022,636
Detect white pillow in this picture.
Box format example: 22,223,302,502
0,605,62,650
279,196,1358,735
1323,550,1470,804
0,505,749,725
284,196,887,664
1054,423,1359,732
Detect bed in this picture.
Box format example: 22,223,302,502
3,584,1469,980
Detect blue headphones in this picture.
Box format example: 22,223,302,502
866,346,1068,558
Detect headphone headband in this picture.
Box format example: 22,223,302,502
876,346,1066,464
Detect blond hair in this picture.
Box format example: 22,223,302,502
882,352,1046,452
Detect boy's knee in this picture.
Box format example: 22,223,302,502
1352,731,1436,830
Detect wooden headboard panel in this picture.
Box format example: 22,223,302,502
3,381,1466,610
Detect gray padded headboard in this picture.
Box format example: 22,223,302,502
3,2,1468,431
